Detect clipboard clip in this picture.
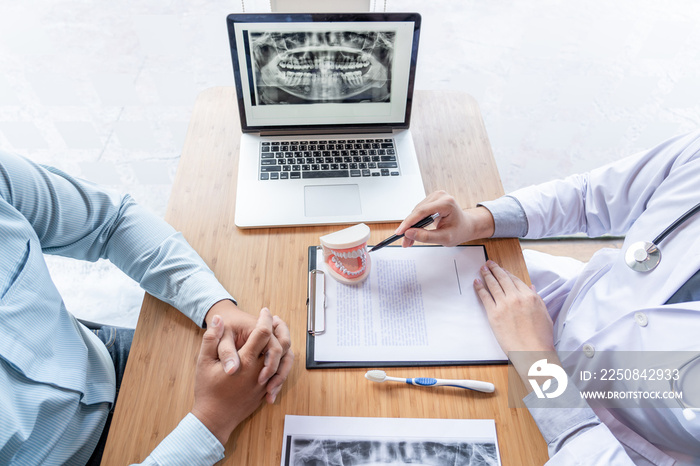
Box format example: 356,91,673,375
307,269,326,336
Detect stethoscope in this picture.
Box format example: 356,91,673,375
625,201,700,272
623,202,700,420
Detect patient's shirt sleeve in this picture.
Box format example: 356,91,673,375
0,150,233,327
132,413,225,466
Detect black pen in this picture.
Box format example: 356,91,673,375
369,213,440,252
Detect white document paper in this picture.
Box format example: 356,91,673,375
281,414,501,465
312,246,507,363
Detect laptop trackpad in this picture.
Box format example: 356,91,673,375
304,184,362,217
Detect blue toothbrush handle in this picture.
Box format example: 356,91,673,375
407,377,495,393
410,377,437,386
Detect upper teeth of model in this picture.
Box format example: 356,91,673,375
332,247,367,259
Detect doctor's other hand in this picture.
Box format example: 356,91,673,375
204,300,293,404
191,311,272,446
473,261,555,355
396,191,495,248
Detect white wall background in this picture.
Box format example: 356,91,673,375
1,0,699,327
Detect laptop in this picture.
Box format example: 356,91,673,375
226,12,425,228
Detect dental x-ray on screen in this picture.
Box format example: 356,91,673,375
250,30,395,105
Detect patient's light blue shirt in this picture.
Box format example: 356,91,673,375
0,151,231,464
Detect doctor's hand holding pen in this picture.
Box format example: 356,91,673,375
395,191,496,248
397,191,555,357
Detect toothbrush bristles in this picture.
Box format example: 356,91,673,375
364,370,387,382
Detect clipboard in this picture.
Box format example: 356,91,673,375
306,244,508,369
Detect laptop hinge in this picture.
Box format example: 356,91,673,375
258,126,397,137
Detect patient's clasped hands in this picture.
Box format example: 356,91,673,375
204,300,293,404
192,302,293,445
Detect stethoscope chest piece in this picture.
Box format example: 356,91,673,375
625,241,661,272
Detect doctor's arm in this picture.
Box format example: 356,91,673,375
398,130,700,243
503,130,700,239
474,261,636,465
396,193,638,463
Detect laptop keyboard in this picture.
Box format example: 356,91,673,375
259,138,399,180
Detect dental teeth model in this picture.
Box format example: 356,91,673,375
320,223,371,285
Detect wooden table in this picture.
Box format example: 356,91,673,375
103,88,548,465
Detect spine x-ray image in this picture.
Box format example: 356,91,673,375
250,31,394,105
286,437,499,465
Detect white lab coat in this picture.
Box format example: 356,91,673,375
510,130,700,465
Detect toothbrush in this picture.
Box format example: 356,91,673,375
364,369,495,393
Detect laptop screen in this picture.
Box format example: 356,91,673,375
227,13,421,133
